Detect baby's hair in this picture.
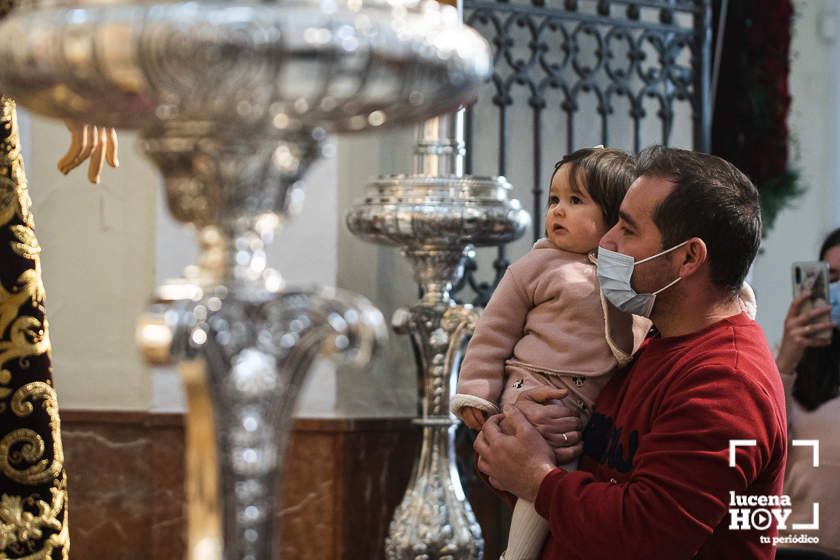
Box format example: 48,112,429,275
549,147,635,228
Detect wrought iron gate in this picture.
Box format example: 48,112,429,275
457,0,712,305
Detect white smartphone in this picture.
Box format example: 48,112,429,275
792,261,831,341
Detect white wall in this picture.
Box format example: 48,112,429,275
21,116,157,410
334,128,419,417
151,140,340,416
751,0,840,348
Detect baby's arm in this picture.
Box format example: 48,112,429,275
451,268,531,424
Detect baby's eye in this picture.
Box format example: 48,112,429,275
570,195,583,205
548,196,559,206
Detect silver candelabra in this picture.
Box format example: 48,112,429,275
0,0,492,558
346,107,530,559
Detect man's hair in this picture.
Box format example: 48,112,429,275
550,147,635,228
637,145,762,294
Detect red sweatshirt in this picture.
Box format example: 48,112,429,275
535,312,787,559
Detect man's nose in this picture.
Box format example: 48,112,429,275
600,226,618,251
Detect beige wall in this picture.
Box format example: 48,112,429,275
21,115,157,410
335,129,419,417
150,142,341,416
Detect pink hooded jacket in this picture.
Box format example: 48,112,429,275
451,239,651,416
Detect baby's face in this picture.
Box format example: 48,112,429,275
545,164,608,254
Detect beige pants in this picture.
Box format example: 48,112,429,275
498,362,612,427
500,364,614,560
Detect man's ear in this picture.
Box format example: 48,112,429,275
677,237,708,279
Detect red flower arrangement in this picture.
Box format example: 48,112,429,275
711,0,801,234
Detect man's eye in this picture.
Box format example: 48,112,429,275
621,226,632,235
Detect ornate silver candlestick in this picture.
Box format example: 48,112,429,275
0,1,492,558
346,108,530,559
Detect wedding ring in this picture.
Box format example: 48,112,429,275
561,432,569,443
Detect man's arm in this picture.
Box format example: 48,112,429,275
477,366,785,559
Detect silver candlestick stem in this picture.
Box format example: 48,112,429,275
0,1,492,558
346,111,530,557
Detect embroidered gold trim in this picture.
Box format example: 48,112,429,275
0,316,50,367
0,93,68,558
10,225,41,261
0,475,69,560
0,383,65,486
0,98,32,230
0,269,46,340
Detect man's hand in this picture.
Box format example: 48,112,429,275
57,120,119,184
474,405,557,502
514,386,583,463
460,406,487,431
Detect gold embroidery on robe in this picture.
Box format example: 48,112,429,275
0,97,32,230
0,475,68,560
0,383,64,486
0,92,69,558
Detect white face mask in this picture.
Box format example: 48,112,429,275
596,240,690,317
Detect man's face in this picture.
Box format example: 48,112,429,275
599,175,677,294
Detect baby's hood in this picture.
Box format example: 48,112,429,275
533,237,555,250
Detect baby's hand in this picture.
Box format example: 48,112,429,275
460,406,487,430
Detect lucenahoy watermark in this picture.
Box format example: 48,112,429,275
728,439,820,546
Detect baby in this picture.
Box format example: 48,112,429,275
451,147,650,560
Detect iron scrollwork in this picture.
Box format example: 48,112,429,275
457,0,711,305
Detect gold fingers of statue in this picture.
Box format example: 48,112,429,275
57,120,119,184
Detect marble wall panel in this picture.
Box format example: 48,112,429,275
59,412,504,559
61,411,186,559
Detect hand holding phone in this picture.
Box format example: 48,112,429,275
792,261,832,342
